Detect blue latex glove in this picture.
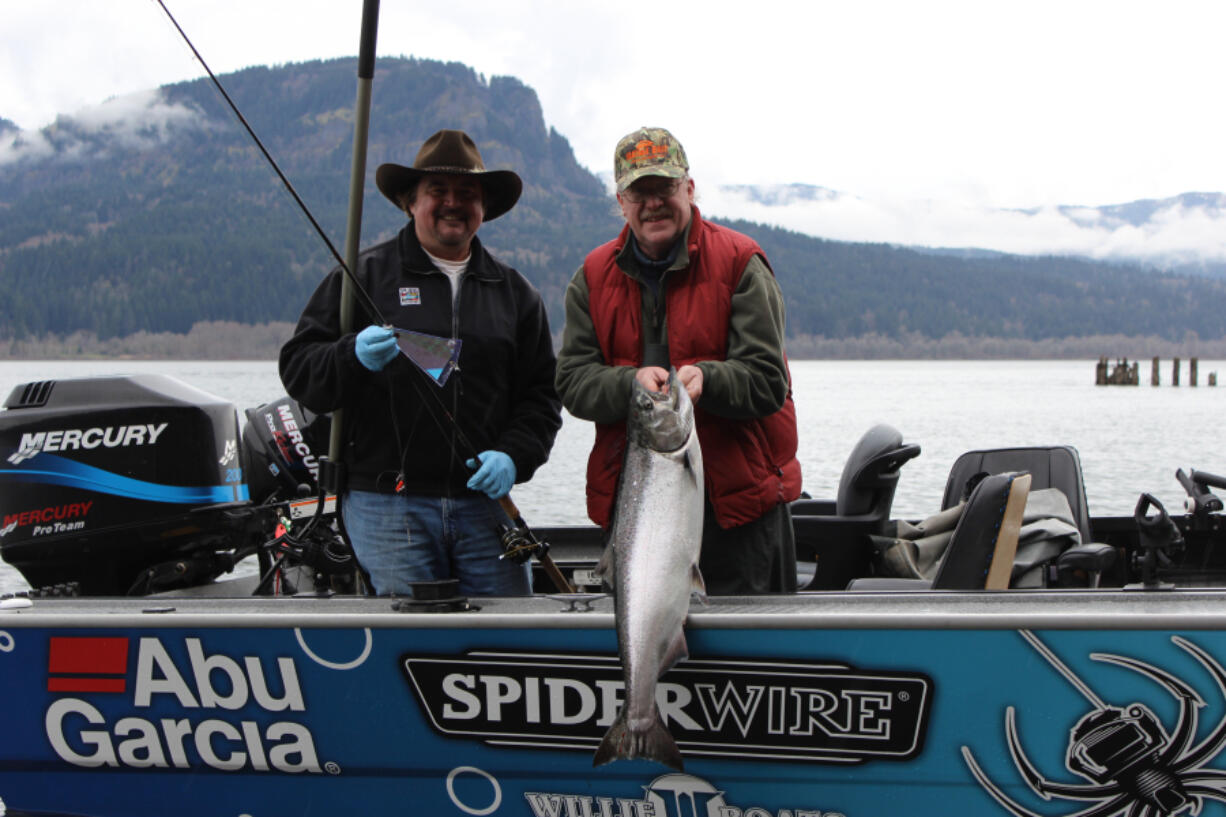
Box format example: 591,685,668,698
355,325,398,372
466,451,516,499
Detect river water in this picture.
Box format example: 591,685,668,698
2,358,1223,592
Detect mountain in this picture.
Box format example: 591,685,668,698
0,58,616,339
3,57,1226,348
702,184,1226,277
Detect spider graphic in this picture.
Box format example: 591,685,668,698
963,634,1226,817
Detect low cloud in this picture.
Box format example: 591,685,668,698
0,126,54,165
701,185,1226,267
0,88,204,165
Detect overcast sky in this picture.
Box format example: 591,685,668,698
4,0,1224,212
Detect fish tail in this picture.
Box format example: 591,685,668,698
592,716,626,767
593,710,684,771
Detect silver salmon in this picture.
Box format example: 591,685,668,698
594,370,705,770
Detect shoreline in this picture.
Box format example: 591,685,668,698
2,322,1225,362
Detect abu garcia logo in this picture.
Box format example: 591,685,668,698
45,636,327,774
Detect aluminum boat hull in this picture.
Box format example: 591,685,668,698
5,590,1226,817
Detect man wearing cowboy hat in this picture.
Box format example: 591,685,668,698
280,129,562,597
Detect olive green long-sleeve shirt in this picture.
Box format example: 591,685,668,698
555,220,789,424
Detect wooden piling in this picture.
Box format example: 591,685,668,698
1191,358,1199,387
1151,356,1160,386
1173,357,1181,387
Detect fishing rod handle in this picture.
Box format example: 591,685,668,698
499,495,522,523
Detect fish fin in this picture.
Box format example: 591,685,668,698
683,448,701,487
594,544,615,591
593,710,684,771
661,629,689,674
691,564,708,604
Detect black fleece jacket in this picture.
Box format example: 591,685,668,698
279,223,562,495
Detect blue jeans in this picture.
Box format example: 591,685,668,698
341,490,530,597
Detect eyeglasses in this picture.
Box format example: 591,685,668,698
621,179,683,204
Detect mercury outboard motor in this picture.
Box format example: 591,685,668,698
238,396,353,594
0,375,277,594
241,396,330,504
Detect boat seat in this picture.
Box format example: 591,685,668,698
792,424,921,589
940,445,1114,587
941,445,1091,541
848,471,1031,590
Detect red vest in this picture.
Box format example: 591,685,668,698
583,208,802,529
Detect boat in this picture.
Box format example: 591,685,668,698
6,7,1226,814
4,372,1226,817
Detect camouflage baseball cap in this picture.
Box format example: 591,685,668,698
613,127,689,192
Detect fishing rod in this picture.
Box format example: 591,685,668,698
155,0,574,594
395,369,574,592
152,0,387,328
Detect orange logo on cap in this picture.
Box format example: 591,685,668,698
624,139,669,164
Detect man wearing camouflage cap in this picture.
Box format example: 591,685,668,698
556,127,802,594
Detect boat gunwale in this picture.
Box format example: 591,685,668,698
5,588,1226,630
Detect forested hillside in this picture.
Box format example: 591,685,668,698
737,223,1226,340
0,58,615,338
3,56,1226,345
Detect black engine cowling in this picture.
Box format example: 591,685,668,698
0,374,281,594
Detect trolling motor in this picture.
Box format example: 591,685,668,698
255,515,353,595
1127,493,1183,590
242,403,356,595
254,480,354,595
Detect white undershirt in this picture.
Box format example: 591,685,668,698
423,249,470,303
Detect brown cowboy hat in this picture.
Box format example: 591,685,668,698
375,129,523,221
